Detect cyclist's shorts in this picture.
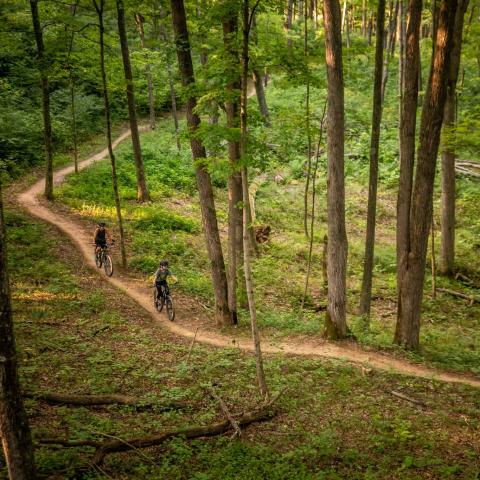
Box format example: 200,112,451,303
95,240,107,248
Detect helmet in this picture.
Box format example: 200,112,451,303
98,222,106,227
159,260,169,267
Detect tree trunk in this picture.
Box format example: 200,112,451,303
134,13,156,131
69,75,78,174
367,13,374,45
0,185,37,480
170,0,231,326
240,0,268,398
303,6,312,238
251,15,270,126
361,0,367,36
322,0,348,339
223,14,243,326
359,0,386,320
395,0,458,349
440,0,469,275
285,0,294,47
381,0,399,103
158,9,181,151
30,0,54,200
116,0,150,203
395,0,422,347
93,0,127,269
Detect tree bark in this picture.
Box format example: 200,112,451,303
322,0,348,339
0,184,37,480
251,15,270,125
241,0,268,399
395,0,458,349
30,0,54,201
170,0,231,326
93,0,127,269
440,0,469,275
395,0,422,346
134,13,156,131
359,0,386,320
158,8,181,151
116,0,150,202
381,0,399,103
223,13,243,326
284,0,294,47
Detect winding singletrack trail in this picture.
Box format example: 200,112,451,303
17,129,480,388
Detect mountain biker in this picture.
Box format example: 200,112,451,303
154,260,176,301
93,222,113,255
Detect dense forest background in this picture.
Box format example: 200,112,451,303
1,0,480,478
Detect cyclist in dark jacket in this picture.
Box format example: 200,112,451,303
154,260,176,300
93,222,113,254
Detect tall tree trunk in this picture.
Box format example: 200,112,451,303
395,0,458,349
93,0,127,269
0,185,37,480
359,0,386,320
367,13,374,45
303,5,313,238
241,0,268,399
116,0,150,203
284,0,294,47
223,13,243,326
170,0,231,326
69,76,78,174
381,0,399,103
361,0,367,36
30,0,54,200
440,0,469,275
395,0,422,346
251,15,270,126
322,0,348,339
158,9,181,151
134,13,156,131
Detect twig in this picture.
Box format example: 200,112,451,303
390,390,426,407
437,287,478,305
186,327,199,364
205,386,241,438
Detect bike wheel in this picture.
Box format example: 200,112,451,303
103,254,113,277
166,296,175,321
95,251,102,268
157,294,165,312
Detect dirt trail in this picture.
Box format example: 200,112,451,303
17,129,480,388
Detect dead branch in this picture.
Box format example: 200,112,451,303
185,327,199,364
25,392,189,410
437,288,479,305
205,386,241,438
91,392,281,465
390,390,426,407
455,166,480,179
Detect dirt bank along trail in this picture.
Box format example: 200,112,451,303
17,128,480,388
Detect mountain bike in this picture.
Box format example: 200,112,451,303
94,242,114,277
153,283,175,321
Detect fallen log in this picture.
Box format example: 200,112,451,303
390,390,426,407
437,288,479,305
205,386,241,438
39,391,282,466
25,392,190,410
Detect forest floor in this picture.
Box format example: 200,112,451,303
16,127,480,389
4,128,479,479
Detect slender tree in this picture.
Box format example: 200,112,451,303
359,0,386,320
322,0,348,339
170,0,232,325
396,0,422,340
158,6,181,151
0,184,37,480
381,0,399,103
223,12,243,325
116,0,150,202
395,0,458,349
440,0,469,275
240,0,268,398
284,0,294,47
93,0,127,268
251,14,270,125
30,0,54,200
134,12,156,131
